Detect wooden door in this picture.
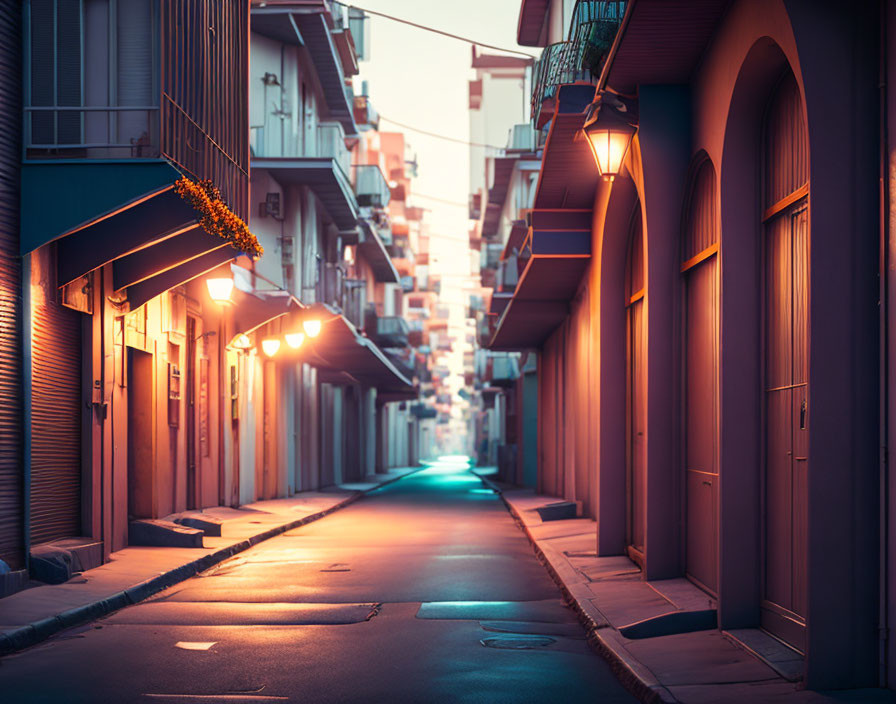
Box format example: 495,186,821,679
127,348,154,520
761,71,809,651
682,160,719,594
625,207,646,558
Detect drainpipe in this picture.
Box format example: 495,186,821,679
880,0,890,688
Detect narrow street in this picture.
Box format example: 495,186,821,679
0,459,634,703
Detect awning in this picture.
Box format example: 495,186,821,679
601,0,731,95
357,219,400,283
253,157,359,234
489,209,591,350
292,10,358,136
20,161,250,310
52,185,199,286
233,287,300,336
517,0,550,46
534,84,600,210
304,303,416,399
126,247,237,311
112,229,226,292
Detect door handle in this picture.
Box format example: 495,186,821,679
800,400,807,430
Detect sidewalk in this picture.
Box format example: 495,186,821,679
0,468,418,656
474,470,896,704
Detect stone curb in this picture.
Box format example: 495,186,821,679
0,470,419,657
474,471,678,704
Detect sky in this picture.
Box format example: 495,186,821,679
352,0,531,399
354,0,527,240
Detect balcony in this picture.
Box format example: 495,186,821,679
508,123,538,152
483,243,503,271
489,210,592,350
354,165,391,208
497,254,520,293
366,310,410,348
252,123,359,234
317,262,365,328
568,1,625,76
353,95,379,130
331,3,362,76
24,0,248,214
252,2,357,135
531,42,595,129
486,353,521,388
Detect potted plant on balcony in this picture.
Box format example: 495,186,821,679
175,178,264,258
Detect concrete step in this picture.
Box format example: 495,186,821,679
29,538,104,584
129,519,204,548
173,513,224,537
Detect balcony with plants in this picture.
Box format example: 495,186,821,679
530,1,625,130
24,0,249,213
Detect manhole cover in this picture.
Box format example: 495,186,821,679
480,635,556,650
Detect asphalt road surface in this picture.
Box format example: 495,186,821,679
0,457,636,703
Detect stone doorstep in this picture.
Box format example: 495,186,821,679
488,483,803,704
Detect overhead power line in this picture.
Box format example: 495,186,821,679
411,192,469,208
378,114,505,150
347,5,538,60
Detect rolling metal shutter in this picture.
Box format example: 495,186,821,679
30,251,82,546
0,3,24,570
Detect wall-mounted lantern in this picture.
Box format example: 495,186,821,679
230,333,252,350
583,92,638,182
261,337,281,357
303,318,322,338
206,276,235,305
285,331,306,349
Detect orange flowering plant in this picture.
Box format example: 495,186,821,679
174,178,264,258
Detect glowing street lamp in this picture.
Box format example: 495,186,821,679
303,318,322,338
583,92,637,182
261,337,281,357
206,276,235,305
230,333,252,350
285,331,306,349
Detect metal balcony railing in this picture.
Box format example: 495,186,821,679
483,243,503,270
317,122,352,177
317,261,365,328
567,1,626,76
508,123,537,152
497,253,520,293
25,105,161,158
366,310,410,348
530,2,625,123
531,41,592,121
354,164,391,208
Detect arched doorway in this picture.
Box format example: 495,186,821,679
761,69,808,651
625,204,646,562
681,158,719,595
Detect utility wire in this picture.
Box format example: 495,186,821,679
411,192,470,208
379,114,506,150
347,4,538,60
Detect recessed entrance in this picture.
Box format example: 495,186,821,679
760,70,809,652
625,205,646,561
